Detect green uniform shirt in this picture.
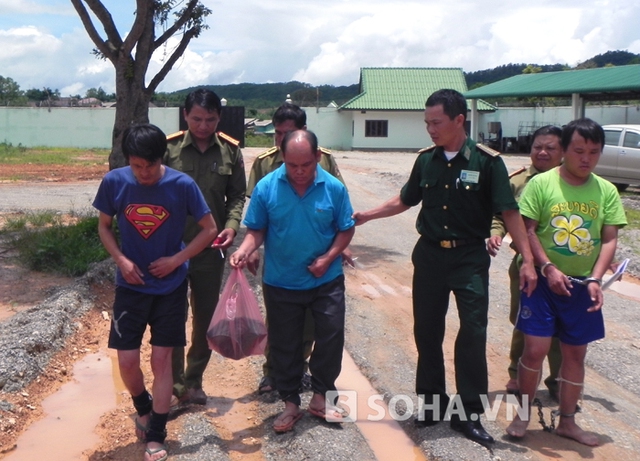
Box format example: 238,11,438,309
164,130,246,242
246,146,345,197
400,137,517,242
491,164,541,239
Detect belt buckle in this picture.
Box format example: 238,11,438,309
440,240,452,249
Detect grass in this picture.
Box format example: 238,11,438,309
0,142,109,165
1,211,110,277
623,207,640,230
244,133,273,148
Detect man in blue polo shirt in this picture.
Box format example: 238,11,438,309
230,130,355,433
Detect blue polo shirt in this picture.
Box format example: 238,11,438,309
244,164,355,290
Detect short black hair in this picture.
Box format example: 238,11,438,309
425,89,467,121
561,118,605,151
531,125,562,149
184,88,222,115
272,102,306,128
122,124,167,163
281,130,318,155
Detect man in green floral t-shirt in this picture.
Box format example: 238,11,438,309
506,118,627,446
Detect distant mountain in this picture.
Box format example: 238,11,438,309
155,50,639,110
157,81,359,110
464,50,640,89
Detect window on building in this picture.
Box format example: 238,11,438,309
365,120,388,137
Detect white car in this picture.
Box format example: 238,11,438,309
594,124,640,191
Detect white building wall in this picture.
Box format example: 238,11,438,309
478,105,640,139
0,107,180,148
350,110,428,150
303,107,353,150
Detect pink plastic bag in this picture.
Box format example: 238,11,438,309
206,267,267,360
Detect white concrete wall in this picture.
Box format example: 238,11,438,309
0,107,180,148
350,110,428,150
303,107,353,150
478,105,640,139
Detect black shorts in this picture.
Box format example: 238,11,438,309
108,279,188,350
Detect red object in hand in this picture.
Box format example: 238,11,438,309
213,236,225,258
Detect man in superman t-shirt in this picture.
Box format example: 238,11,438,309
93,124,217,461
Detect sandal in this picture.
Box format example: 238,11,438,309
135,416,149,442
308,404,346,423
145,443,167,461
273,410,303,433
258,376,275,394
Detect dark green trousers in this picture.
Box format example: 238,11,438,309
172,247,225,396
507,255,561,393
412,237,490,416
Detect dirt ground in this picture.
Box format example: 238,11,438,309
2,153,640,460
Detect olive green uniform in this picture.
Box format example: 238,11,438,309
247,145,345,380
490,165,561,395
402,138,517,418
164,130,246,397
246,145,344,196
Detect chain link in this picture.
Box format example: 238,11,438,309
533,397,558,432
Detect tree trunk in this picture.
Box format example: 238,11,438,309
109,56,152,169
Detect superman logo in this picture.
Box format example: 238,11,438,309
124,204,170,239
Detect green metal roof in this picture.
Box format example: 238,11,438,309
340,67,495,111
464,65,640,100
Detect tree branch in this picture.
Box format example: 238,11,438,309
69,0,116,60
147,27,197,93
122,0,153,55
153,0,199,49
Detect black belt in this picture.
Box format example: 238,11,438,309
434,238,484,249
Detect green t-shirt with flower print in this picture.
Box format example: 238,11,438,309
518,168,627,277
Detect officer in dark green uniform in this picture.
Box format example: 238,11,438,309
164,89,246,405
354,89,537,446
487,125,563,399
246,102,350,394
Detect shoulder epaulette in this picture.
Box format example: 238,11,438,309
218,131,240,147
417,145,437,155
477,143,500,157
257,146,279,159
319,147,333,156
166,130,185,141
508,166,527,179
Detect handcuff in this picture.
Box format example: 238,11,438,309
540,262,602,287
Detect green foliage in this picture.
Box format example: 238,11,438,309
85,87,115,102
577,50,640,69
1,213,109,277
245,133,273,148
0,143,109,166
0,75,26,106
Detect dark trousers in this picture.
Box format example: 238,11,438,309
412,237,490,416
263,275,345,407
172,247,225,395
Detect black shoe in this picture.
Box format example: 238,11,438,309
414,409,447,427
450,417,495,445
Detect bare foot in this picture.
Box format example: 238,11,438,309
556,421,599,446
273,402,302,433
506,415,529,438
505,378,519,394
144,441,167,461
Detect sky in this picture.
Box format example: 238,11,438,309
0,0,639,97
